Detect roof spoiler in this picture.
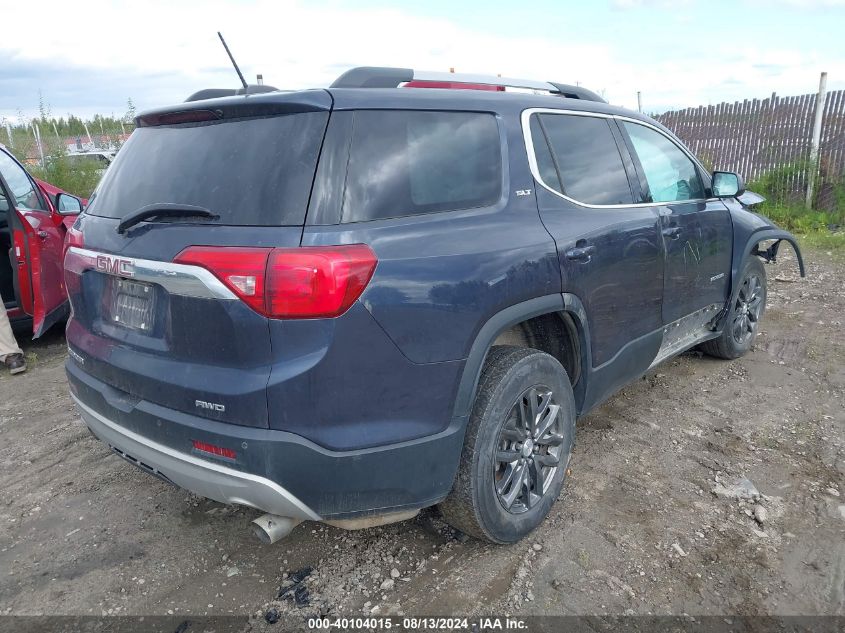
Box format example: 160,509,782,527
185,84,279,103
330,66,606,103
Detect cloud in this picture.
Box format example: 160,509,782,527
616,0,845,6
611,0,693,8
0,55,217,120
0,0,620,117
0,0,842,119
747,0,845,6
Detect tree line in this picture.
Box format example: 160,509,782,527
1,96,137,163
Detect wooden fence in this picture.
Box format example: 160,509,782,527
656,90,845,210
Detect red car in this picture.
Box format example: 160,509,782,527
1,144,84,337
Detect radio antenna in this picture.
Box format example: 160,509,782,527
217,32,248,90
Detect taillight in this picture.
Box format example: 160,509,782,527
63,224,85,289
65,224,84,250
173,246,270,314
173,245,377,319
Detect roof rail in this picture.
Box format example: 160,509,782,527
331,66,413,88
548,82,606,103
185,84,279,102
330,66,606,103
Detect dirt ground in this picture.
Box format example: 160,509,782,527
1,247,843,627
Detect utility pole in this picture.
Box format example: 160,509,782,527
82,121,93,147
637,91,642,113
806,71,828,209
31,122,44,166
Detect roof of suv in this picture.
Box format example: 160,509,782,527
137,65,677,136
138,86,659,130
326,86,637,118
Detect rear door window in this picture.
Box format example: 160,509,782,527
342,110,501,223
85,112,329,226
530,113,633,206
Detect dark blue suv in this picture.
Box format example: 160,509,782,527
64,67,804,544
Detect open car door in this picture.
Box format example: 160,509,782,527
0,149,69,337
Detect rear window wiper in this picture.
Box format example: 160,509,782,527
117,204,219,234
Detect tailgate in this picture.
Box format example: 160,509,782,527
64,93,331,428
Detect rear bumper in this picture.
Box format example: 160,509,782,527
67,359,466,519
74,394,321,520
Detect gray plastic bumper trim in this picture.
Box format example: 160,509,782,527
72,394,321,521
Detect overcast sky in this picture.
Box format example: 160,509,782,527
1,0,844,122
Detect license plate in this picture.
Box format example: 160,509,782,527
108,278,155,332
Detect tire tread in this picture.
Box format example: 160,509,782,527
440,345,571,543
701,257,767,360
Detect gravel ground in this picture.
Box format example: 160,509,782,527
0,247,842,627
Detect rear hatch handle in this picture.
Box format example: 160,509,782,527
117,204,218,234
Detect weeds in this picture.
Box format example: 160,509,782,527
1,95,134,199
28,150,103,199
800,231,845,259
745,161,844,249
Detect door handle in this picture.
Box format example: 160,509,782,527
565,245,596,261
37,230,49,240
662,226,682,240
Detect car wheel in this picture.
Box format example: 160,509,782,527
439,345,576,543
701,257,767,360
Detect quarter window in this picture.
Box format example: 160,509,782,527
342,111,501,223
530,113,634,206
623,122,704,203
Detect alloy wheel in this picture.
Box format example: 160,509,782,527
493,385,565,514
731,273,763,346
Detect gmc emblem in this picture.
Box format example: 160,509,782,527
96,255,134,277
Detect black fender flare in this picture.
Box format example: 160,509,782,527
736,228,805,281
715,228,805,330
451,293,593,420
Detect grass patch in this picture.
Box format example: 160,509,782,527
28,150,103,199
799,231,845,253
758,205,840,234
746,162,844,252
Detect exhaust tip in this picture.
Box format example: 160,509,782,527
251,514,301,544
251,522,272,544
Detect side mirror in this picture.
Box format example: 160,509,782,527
712,171,745,198
56,192,83,215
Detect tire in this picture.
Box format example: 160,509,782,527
439,345,576,543
701,257,767,360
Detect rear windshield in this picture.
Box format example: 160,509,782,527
86,112,329,226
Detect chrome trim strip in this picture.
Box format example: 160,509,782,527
65,247,237,300
72,394,321,521
520,107,715,209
